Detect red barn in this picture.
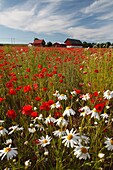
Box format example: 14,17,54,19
64,38,83,48
32,39,45,47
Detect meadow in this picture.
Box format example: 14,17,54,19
0,46,113,170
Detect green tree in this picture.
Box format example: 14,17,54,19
46,42,53,47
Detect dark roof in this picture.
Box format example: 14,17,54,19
64,38,82,45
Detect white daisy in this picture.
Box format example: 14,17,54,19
44,148,49,156
76,133,90,144
32,114,43,123
44,115,56,125
38,114,43,120
0,144,18,160
0,126,8,136
53,128,66,137
50,101,61,109
38,135,52,147
74,145,90,160
62,128,79,148
55,117,68,127
28,127,36,133
106,105,110,109
98,153,105,159
81,93,90,101
90,108,100,120
100,113,109,119
104,137,113,150
0,120,5,125
63,107,76,117
33,107,37,111
58,94,67,101
4,139,12,145
53,90,60,97
70,91,77,96
35,124,44,131
8,125,23,135
79,106,91,117
103,90,113,100
25,159,31,167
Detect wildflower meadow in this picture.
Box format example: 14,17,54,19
0,46,113,170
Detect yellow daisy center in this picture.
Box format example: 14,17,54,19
81,147,88,153
67,134,73,140
0,126,4,130
43,139,48,144
52,104,56,107
110,139,113,145
66,106,71,110
48,115,51,118
4,147,11,153
59,117,63,120
93,108,97,112
107,91,110,95
81,112,85,115
61,94,64,96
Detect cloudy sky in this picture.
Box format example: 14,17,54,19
0,0,113,44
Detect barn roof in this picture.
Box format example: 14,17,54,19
64,38,82,45
33,39,45,44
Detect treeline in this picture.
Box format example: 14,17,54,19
82,41,113,48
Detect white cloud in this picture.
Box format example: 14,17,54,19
82,0,113,14
97,11,113,20
65,24,113,42
0,0,75,34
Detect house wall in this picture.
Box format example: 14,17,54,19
65,40,72,46
66,45,83,48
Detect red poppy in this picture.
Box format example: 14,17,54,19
26,68,31,72
40,100,54,111
38,64,42,69
94,69,99,73
30,111,38,118
16,86,22,91
9,88,16,95
59,79,63,83
38,73,45,78
42,68,47,72
47,100,54,105
23,85,32,93
79,66,84,70
0,97,5,102
42,87,48,91
11,76,18,82
93,91,99,97
35,96,41,101
54,111,62,118
24,75,29,79
73,89,81,94
6,110,17,119
40,102,50,111
33,84,38,90
94,103,105,113
6,81,13,88
22,105,33,115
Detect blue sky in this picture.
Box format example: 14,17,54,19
0,0,113,44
